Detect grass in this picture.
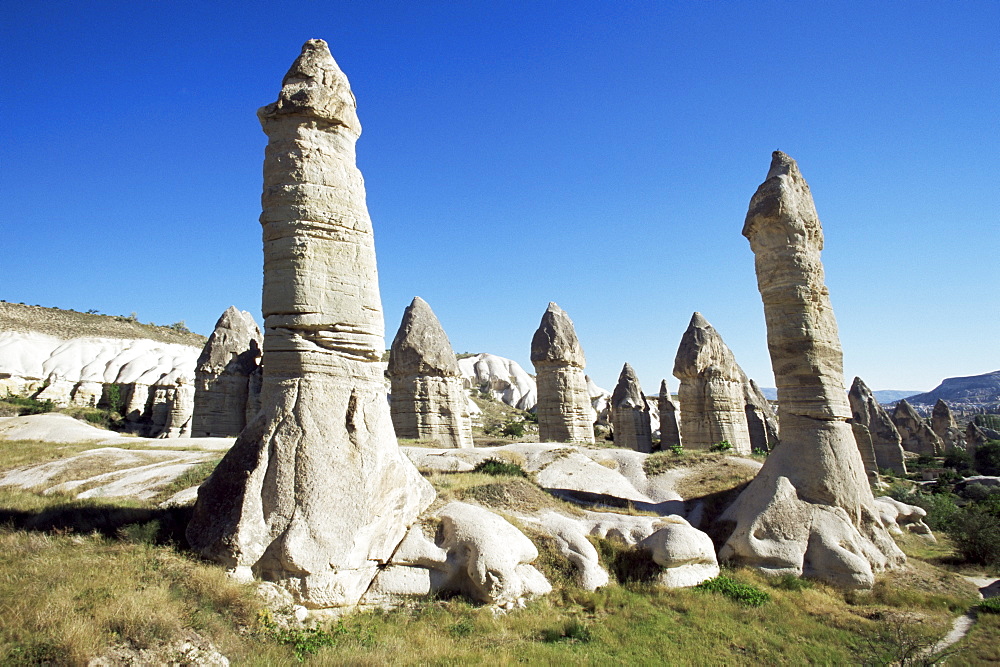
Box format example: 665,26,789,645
0,437,997,663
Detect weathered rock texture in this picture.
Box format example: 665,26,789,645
673,313,753,454
966,421,990,451
457,353,537,410
530,303,595,444
186,40,434,608
657,379,682,451
191,307,262,438
610,364,652,453
891,399,943,455
720,151,905,589
848,377,907,475
743,377,779,452
931,399,965,452
388,297,472,448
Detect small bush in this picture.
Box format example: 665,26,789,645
695,574,770,607
472,458,528,478
668,443,683,455
2,393,56,416
541,618,592,643
770,574,813,591
501,420,526,438
943,448,975,475
709,440,733,453
946,502,1000,566
448,618,475,637
976,597,1000,614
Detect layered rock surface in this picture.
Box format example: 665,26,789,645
673,313,753,454
610,364,652,452
848,377,907,474
389,297,472,448
657,379,682,451
892,399,943,455
186,40,434,608
720,151,905,588
931,399,965,452
192,307,262,438
530,303,595,443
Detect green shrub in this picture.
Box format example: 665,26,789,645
770,574,813,591
973,415,1000,431
943,448,975,475
946,502,1000,566
2,393,56,416
709,440,733,453
472,458,528,478
974,440,1000,476
668,443,684,455
501,420,526,438
888,490,960,531
695,575,770,607
976,597,1000,614
541,618,592,643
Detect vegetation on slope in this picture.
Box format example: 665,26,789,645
0,438,996,664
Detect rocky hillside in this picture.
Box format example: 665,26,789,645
905,370,1000,407
0,302,206,347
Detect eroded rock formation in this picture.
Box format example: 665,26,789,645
530,303,595,443
457,353,537,410
610,363,652,453
743,377,779,452
389,297,472,448
931,399,965,452
191,306,262,438
848,377,907,475
186,40,434,608
720,151,906,588
673,313,753,454
657,379,681,451
892,399,943,455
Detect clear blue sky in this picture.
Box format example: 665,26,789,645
3,1,998,394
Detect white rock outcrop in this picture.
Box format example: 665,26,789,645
458,353,537,410
610,363,653,453
186,40,434,609
638,519,720,588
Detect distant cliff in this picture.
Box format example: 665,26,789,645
904,370,1000,407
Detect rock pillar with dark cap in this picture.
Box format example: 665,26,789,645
720,151,905,589
610,363,652,453
673,312,753,453
192,306,262,437
530,303,595,443
848,377,907,474
186,40,434,608
389,297,473,448
657,379,681,451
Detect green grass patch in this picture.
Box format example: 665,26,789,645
695,574,771,606
472,457,528,478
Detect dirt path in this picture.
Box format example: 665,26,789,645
924,576,999,658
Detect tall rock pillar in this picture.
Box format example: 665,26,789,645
720,152,904,588
389,297,473,448
530,303,595,443
187,40,434,608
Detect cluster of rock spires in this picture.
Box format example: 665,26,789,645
848,377,907,476
177,40,940,611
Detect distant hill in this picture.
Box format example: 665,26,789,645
0,301,206,346
904,370,1000,406
758,387,923,404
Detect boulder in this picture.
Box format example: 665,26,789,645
892,399,943,455
191,306,262,438
637,520,720,588
389,297,473,448
186,40,434,608
848,377,907,474
720,151,906,589
610,363,653,453
530,303,595,443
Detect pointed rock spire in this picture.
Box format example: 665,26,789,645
848,377,906,474
530,302,594,443
931,399,965,451
610,363,652,453
657,379,681,451
389,297,472,448
721,151,905,589
673,312,752,453
892,399,943,455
